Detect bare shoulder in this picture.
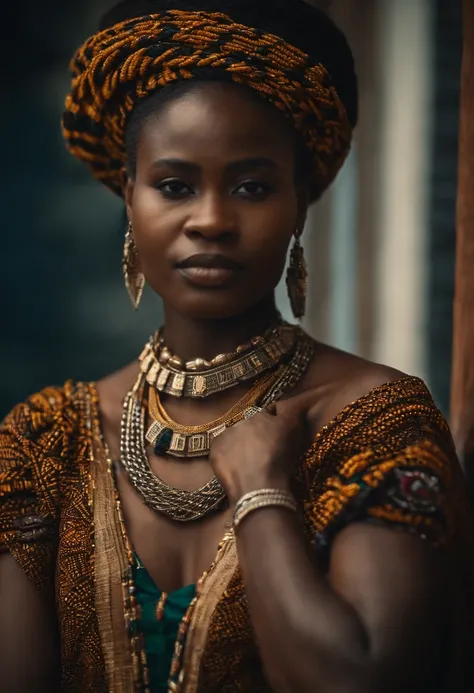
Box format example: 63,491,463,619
299,338,409,431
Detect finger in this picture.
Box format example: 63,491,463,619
269,396,308,420
263,402,278,416
270,391,320,427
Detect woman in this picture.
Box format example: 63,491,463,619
0,1,472,691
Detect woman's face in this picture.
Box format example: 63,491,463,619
125,83,308,320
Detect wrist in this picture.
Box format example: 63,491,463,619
227,473,292,506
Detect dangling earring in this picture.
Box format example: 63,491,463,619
286,229,307,319
123,222,145,310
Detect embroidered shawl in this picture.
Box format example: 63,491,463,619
0,377,472,691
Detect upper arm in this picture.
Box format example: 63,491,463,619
0,389,63,594
0,552,59,692
0,389,66,691
329,522,449,691
306,371,472,691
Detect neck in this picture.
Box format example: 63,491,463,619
161,296,282,362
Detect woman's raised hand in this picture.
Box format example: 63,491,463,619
209,393,315,504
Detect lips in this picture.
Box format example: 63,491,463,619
176,254,242,288
176,254,242,270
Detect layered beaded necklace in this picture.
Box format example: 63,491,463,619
120,324,315,522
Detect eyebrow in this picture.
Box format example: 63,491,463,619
227,157,278,173
150,157,278,173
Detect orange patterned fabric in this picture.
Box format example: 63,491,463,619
0,376,471,691
197,378,473,692
62,10,352,197
0,382,107,692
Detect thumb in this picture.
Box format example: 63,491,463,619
264,402,278,416
271,395,314,449
269,393,310,423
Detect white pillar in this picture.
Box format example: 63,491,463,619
301,192,332,340
372,0,434,377
329,146,358,352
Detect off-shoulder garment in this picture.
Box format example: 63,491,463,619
0,377,472,692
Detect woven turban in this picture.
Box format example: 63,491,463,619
63,0,358,198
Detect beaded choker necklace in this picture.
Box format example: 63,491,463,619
139,324,296,399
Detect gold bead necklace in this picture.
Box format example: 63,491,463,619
146,368,282,459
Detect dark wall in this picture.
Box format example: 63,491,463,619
426,0,462,415
1,1,163,417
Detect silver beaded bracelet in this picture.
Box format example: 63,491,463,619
233,488,298,530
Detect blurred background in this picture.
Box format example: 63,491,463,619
0,0,461,417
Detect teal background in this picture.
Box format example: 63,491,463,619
1,2,163,416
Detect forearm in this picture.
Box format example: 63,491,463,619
0,553,60,693
236,505,369,693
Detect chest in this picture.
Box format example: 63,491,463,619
53,438,327,692
115,457,234,593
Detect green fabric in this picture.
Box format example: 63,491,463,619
133,555,196,692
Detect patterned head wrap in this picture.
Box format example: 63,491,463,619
63,0,358,198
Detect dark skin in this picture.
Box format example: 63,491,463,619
0,83,450,692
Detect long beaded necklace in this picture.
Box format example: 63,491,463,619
112,453,234,693
120,328,316,522
113,327,316,690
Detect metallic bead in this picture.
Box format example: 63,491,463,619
156,368,170,390
192,375,207,396
159,348,172,364
170,373,185,396
168,356,184,369
146,362,160,386
211,353,228,366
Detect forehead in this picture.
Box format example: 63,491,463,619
137,83,296,162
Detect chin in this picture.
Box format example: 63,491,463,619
173,292,257,321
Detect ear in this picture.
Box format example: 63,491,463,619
124,177,135,223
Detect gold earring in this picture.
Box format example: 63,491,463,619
286,230,307,319
123,222,145,310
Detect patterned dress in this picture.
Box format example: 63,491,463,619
0,376,472,692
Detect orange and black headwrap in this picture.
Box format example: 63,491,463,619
63,0,358,198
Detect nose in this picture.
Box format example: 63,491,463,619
183,191,237,242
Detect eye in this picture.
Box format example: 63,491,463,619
156,178,193,198
234,180,271,198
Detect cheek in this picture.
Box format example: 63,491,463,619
241,198,297,272
248,235,291,290
131,186,163,234
130,186,176,264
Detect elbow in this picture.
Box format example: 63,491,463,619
265,609,372,693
